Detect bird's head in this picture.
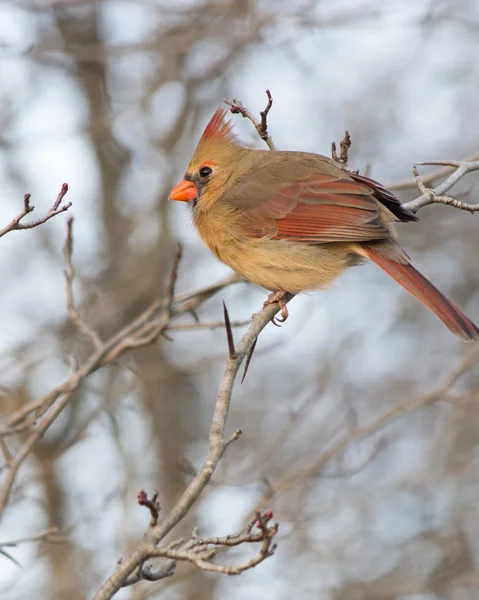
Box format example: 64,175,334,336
169,107,248,211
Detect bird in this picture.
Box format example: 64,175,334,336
168,107,479,341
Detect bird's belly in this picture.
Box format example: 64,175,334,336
217,238,356,294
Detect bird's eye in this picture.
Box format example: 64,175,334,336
199,166,212,178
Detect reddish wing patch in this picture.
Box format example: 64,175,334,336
242,173,390,243
351,172,418,223
200,107,235,144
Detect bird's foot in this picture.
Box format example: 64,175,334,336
263,291,289,326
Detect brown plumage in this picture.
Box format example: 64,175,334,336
169,107,479,341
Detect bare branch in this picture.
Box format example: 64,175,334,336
140,509,278,577
404,160,479,213
225,90,276,151
331,130,358,174
0,527,68,548
165,319,250,332
388,152,479,191
63,217,103,349
0,183,71,238
160,243,183,342
138,490,161,528
165,243,183,316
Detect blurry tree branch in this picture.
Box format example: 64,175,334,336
63,216,103,349
331,130,359,174
389,152,479,191
0,221,244,522
262,344,479,502
0,183,71,238
0,526,68,549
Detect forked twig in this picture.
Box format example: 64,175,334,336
0,183,71,238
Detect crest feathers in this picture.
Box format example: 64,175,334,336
199,107,235,145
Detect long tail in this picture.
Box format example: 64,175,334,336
362,247,479,342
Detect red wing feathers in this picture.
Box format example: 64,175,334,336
351,172,418,223
241,173,390,243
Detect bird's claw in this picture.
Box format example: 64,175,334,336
263,291,289,326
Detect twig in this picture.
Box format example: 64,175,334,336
51,183,69,211
331,130,358,174
173,273,242,308
0,527,68,548
388,152,479,191
63,217,103,349
225,90,276,151
404,160,479,213
161,243,183,341
259,90,273,142
165,319,250,332
165,243,183,315
0,183,71,238
223,302,236,359
0,548,21,567
241,338,257,383
141,509,277,577
138,490,161,528
0,438,13,469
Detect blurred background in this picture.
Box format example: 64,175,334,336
1,0,479,598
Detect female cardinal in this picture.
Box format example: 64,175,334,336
169,107,479,341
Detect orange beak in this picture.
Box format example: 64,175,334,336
169,179,198,202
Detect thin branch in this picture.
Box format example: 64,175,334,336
241,338,257,383
63,216,103,349
259,90,274,142
331,130,358,174
0,183,71,238
225,90,276,151
223,302,236,359
165,243,183,316
138,490,161,528
0,527,68,548
139,509,277,577
404,160,479,213
173,273,243,309
161,243,183,342
388,152,479,191
0,548,21,568
165,319,250,332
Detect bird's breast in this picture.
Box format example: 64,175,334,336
193,207,355,293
